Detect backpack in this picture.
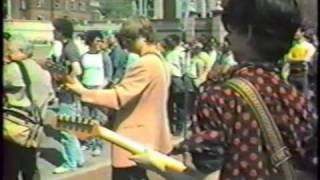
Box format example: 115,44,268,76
3,61,45,148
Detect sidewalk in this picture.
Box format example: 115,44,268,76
37,134,112,180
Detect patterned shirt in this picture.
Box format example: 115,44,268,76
182,64,317,179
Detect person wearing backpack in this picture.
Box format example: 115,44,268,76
51,18,85,174
3,35,55,180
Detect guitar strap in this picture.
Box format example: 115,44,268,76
224,77,296,180
15,61,43,124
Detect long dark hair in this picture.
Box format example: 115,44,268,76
161,34,181,51
52,18,74,39
84,30,104,46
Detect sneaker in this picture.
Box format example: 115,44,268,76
77,159,85,167
77,162,84,168
81,145,89,151
92,148,102,157
52,166,75,174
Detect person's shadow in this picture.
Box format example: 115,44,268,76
39,147,64,166
38,125,65,166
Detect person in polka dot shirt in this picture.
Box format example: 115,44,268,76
175,0,318,179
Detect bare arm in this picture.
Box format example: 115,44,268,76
65,57,152,110
70,61,82,76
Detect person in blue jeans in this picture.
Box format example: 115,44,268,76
53,103,85,174
51,18,85,174
79,30,112,156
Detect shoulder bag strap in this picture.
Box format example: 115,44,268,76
224,77,296,180
15,61,42,124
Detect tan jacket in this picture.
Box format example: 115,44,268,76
80,48,173,167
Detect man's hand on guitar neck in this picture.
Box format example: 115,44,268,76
64,77,87,96
44,60,82,92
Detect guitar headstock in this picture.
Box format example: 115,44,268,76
46,110,100,140
45,61,76,83
45,61,69,76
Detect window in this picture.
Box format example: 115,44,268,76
65,1,70,10
37,15,44,20
21,0,26,10
71,1,77,10
146,0,154,17
55,0,60,8
36,0,42,7
79,2,86,11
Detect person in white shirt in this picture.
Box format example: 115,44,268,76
79,30,112,156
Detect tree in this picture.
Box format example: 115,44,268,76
98,0,133,18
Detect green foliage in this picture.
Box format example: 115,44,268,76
98,0,133,18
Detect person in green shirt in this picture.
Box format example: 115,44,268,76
215,40,238,67
126,52,140,71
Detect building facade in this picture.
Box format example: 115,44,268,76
4,0,226,43
4,0,102,21
133,0,163,19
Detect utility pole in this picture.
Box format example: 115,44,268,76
7,0,12,19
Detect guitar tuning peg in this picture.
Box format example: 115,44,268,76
74,116,78,122
86,119,91,125
80,118,86,125
89,121,95,126
71,116,77,123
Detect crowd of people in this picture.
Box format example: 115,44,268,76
3,0,318,179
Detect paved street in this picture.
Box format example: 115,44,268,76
37,129,111,180
37,129,174,180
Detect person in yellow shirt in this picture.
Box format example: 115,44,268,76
282,27,316,95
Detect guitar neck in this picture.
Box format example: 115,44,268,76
49,112,187,173
96,126,146,154
96,126,187,173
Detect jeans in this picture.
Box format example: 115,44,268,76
57,103,85,168
81,85,107,151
